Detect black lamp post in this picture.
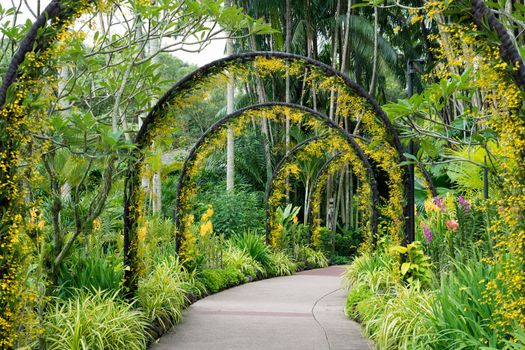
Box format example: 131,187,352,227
405,58,424,245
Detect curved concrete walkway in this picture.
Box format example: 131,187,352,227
150,266,373,350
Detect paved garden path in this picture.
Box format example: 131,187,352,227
150,266,373,350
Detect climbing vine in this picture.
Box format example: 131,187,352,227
309,148,372,250
125,52,407,291
175,103,379,258
0,1,104,346
266,134,373,249
410,1,525,335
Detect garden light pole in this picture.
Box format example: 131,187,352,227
484,156,489,199
405,58,424,244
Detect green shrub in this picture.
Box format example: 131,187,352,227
356,293,389,337
223,245,263,279
199,267,245,294
136,258,188,333
140,216,177,269
426,259,501,349
343,250,397,293
345,283,373,319
199,269,223,294
45,290,147,350
296,246,329,269
343,251,386,288
195,188,265,236
267,250,297,277
231,231,272,272
371,286,434,350
320,227,364,258
57,250,123,298
391,241,433,287
330,255,350,265
222,267,245,286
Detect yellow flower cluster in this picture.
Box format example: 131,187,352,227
199,205,214,237
424,8,525,334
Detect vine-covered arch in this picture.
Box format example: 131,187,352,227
307,152,374,250
265,133,377,248
174,102,379,254
123,52,408,291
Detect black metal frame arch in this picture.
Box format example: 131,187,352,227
306,152,374,245
123,52,407,291
264,134,378,246
133,52,404,153
173,102,379,252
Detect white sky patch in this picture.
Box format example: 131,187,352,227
5,0,226,67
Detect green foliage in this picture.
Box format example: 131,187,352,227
57,250,123,298
45,290,148,350
140,216,178,271
223,245,263,279
267,250,297,277
136,258,188,333
198,267,244,294
321,226,364,259
345,283,373,320
330,255,351,265
426,259,501,349
196,189,265,236
366,287,434,350
275,204,300,230
344,249,434,349
296,246,329,269
391,241,433,287
230,231,272,272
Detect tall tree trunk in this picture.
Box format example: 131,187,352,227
226,19,235,191
150,34,163,213
327,0,340,229
341,0,352,74
369,6,379,96
248,28,272,184
285,0,291,202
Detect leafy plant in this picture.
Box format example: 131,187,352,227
345,283,373,320
267,250,297,277
198,267,244,294
45,290,147,350
223,245,263,279
136,258,188,333
230,231,272,272
57,250,123,298
391,241,433,287
426,258,501,349
296,246,329,269
370,286,434,350
195,188,265,237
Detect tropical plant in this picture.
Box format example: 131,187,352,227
230,231,272,272
196,188,265,236
426,258,500,349
45,290,148,350
136,258,188,334
390,241,433,287
223,245,264,279
296,246,329,269
56,250,123,298
267,250,297,276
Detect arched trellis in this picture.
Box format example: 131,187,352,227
307,152,373,250
174,102,379,253
123,52,408,291
265,133,377,247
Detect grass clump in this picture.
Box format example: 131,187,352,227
136,258,188,334
45,290,147,350
267,250,297,277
